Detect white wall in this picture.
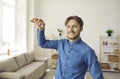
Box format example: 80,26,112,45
16,0,34,52
26,0,35,52
16,0,27,52
0,0,2,51
34,0,120,59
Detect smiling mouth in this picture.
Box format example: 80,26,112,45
68,32,75,35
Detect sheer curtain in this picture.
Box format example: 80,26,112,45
0,0,27,55
0,0,15,54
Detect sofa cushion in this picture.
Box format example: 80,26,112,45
0,57,19,72
0,72,24,79
34,57,48,62
16,62,47,79
24,51,34,64
15,54,27,68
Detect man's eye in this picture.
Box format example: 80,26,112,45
67,26,70,28
73,25,77,28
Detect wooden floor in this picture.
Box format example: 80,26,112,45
41,68,120,79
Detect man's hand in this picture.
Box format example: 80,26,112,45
31,18,45,30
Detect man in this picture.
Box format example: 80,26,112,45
31,15,104,79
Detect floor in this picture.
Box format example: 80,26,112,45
85,71,120,79
40,68,56,79
41,68,120,79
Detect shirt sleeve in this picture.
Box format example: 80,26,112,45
37,29,58,49
85,49,104,79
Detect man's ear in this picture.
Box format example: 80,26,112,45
80,27,83,32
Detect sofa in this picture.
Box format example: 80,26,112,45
0,51,48,79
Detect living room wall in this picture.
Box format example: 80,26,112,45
33,0,120,59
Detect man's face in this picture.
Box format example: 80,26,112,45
66,19,82,41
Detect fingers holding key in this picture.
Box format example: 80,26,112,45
38,19,45,26
31,18,38,24
31,18,45,30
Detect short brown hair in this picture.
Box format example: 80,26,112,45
65,15,84,27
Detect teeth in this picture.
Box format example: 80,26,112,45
69,32,74,34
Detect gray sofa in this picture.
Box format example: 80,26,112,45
0,51,48,79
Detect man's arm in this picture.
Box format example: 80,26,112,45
37,29,58,49
85,49,104,79
31,18,58,49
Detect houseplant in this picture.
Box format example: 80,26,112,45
57,29,63,36
106,29,113,36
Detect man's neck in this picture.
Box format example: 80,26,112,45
69,37,80,42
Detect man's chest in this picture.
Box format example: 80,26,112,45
59,44,86,67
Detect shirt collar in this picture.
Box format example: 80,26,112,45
69,38,82,44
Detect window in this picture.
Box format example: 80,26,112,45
0,0,27,55
0,0,15,54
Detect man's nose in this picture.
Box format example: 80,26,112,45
69,27,73,31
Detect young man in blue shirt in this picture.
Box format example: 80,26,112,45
31,16,104,79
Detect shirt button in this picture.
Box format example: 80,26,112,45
62,73,65,76
70,47,72,48
65,66,67,69
67,53,70,55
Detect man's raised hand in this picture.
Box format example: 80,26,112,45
31,18,45,30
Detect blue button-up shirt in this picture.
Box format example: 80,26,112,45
37,30,104,79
